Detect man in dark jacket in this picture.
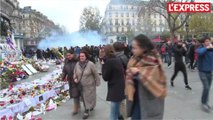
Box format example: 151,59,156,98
36,49,43,59
187,40,196,70
196,37,213,112
165,41,173,68
170,41,192,90
61,50,79,115
124,43,131,59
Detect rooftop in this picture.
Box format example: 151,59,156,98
109,0,148,5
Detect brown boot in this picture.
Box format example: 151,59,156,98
72,104,79,115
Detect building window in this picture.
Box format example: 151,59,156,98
109,12,112,17
122,27,124,32
137,18,140,22
126,6,128,10
116,12,118,17
121,6,123,9
121,19,124,25
126,19,130,25
31,41,34,45
126,13,129,17
132,13,135,17
159,20,162,25
110,19,113,25
109,6,112,10
132,20,135,26
116,27,119,33
110,27,113,32
131,6,134,9
121,13,124,17
115,19,119,25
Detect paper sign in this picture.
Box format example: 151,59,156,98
64,84,69,91
21,65,33,75
23,99,32,107
25,112,32,120
16,113,23,120
54,87,61,94
25,64,38,74
1,52,6,60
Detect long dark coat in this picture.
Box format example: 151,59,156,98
102,56,125,102
61,59,77,98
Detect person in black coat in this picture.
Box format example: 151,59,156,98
170,41,192,90
36,49,42,59
187,40,196,70
101,45,125,120
61,50,79,115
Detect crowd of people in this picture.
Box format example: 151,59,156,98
31,35,213,120
23,45,131,63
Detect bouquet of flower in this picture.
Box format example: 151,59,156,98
0,77,10,89
33,63,49,72
52,48,63,59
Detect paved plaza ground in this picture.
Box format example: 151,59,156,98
34,63,213,120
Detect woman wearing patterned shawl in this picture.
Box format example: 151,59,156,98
126,34,167,120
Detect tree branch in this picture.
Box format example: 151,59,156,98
174,14,190,31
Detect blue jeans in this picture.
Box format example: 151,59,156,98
165,53,172,66
199,72,213,104
110,101,121,120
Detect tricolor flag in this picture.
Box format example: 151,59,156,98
6,36,15,50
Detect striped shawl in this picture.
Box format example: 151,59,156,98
126,51,167,101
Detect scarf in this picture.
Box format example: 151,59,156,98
126,50,167,101
79,60,88,70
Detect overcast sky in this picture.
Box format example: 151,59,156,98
18,0,212,33
18,0,110,33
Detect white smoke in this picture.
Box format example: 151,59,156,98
37,31,106,50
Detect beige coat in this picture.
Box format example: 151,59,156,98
74,61,100,109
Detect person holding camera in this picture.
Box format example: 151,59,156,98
170,41,192,90
196,37,213,112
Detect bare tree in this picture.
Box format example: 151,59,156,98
80,6,102,33
138,0,192,43
141,11,155,37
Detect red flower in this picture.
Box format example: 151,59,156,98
9,100,14,104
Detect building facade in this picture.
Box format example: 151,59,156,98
0,0,18,36
102,0,168,39
1,0,60,50
21,6,57,48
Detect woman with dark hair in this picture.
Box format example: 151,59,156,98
101,45,125,120
82,46,96,63
113,42,129,71
126,34,167,120
73,50,101,119
61,50,78,115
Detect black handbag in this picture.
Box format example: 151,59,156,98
126,100,134,117
71,84,81,98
